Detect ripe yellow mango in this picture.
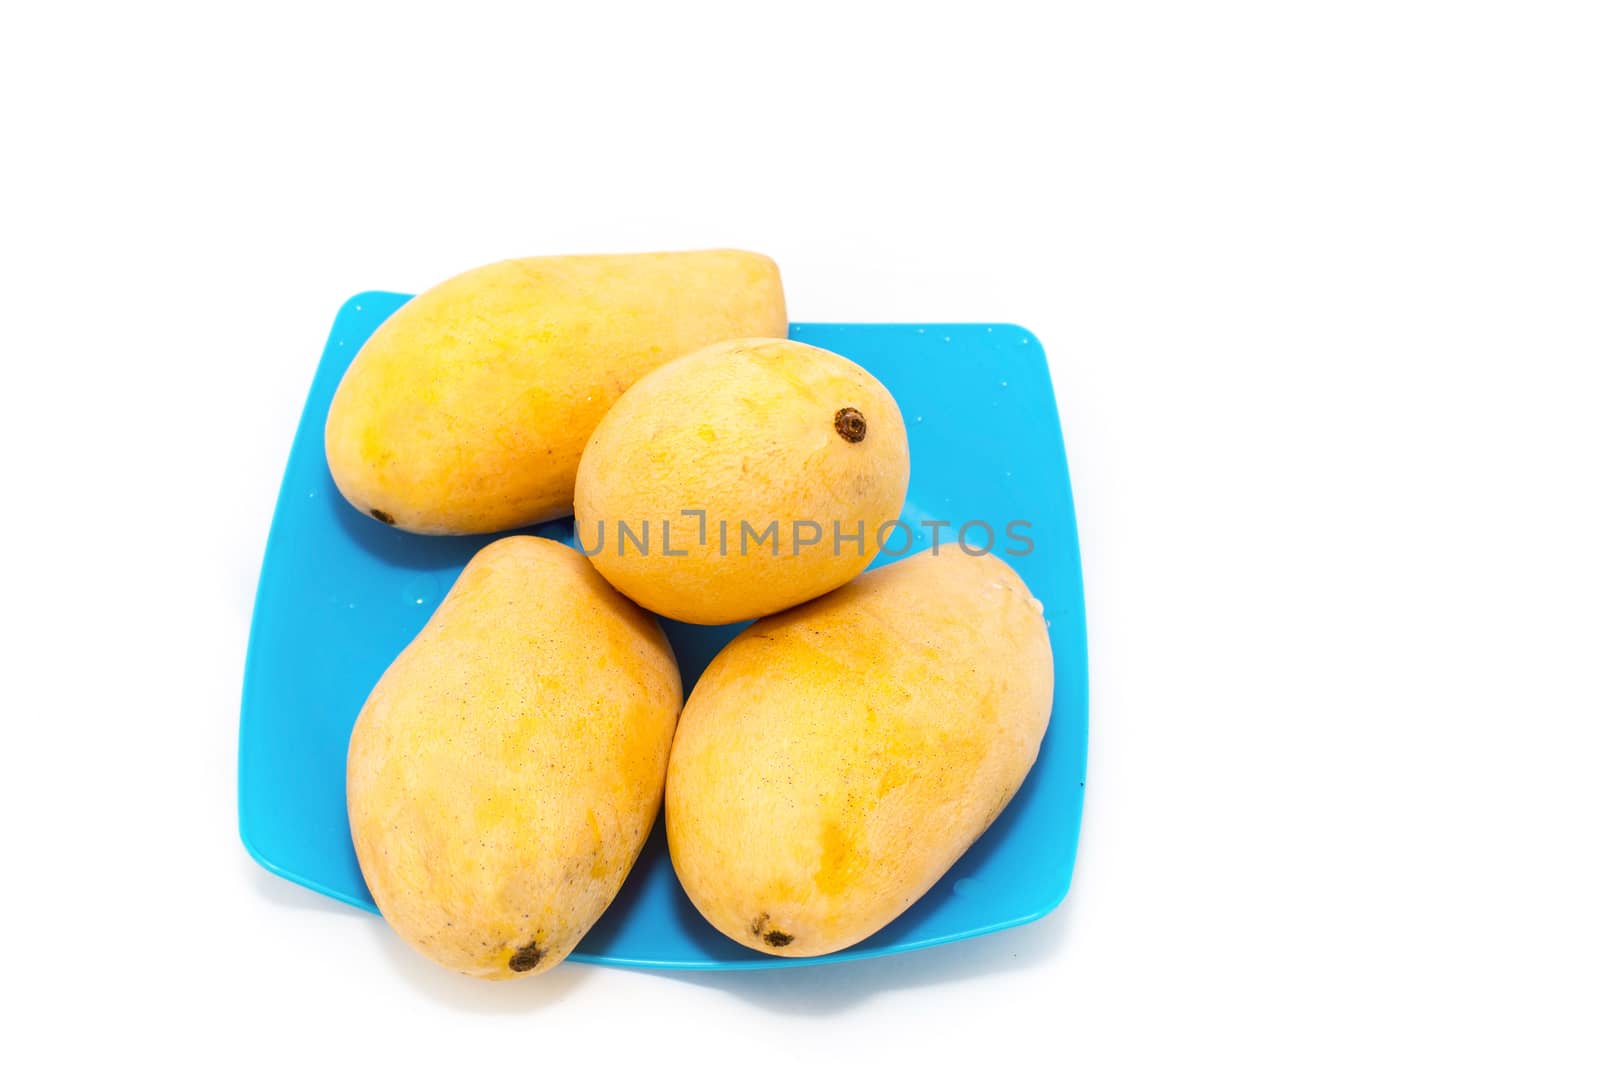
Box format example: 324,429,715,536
325,250,785,534
573,338,909,624
665,549,1052,957
346,536,681,978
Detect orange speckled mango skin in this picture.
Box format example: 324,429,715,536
573,338,909,624
346,537,682,979
665,549,1052,957
325,250,786,534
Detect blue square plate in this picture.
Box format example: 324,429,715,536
240,294,1088,969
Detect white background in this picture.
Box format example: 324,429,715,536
4,2,1597,1061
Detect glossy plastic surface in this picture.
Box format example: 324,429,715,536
239,294,1088,969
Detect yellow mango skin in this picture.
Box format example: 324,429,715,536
325,250,786,534
666,549,1052,957
573,338,909,624
346,537,682,979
